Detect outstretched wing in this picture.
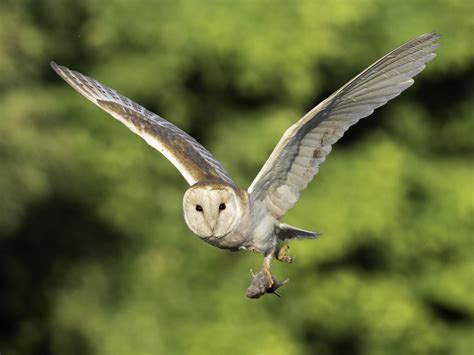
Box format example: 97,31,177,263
248,32,440,219
51,62,234,186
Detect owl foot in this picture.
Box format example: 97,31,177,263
275,244,294,264
246,269,289,299
262,266,274,287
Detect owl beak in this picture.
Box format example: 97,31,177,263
209,217,218,232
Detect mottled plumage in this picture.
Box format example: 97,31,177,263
52,32,439,298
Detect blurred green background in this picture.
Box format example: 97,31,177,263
0,1,473,354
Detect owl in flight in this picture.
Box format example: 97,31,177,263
52,33,439,298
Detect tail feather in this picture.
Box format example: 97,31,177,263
276,223,320,241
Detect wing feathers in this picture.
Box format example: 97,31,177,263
249,33,440,219
51,62,234,186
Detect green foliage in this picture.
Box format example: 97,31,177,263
0,1,473,354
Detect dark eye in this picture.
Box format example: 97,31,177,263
219,203,226,211
195,205,203,212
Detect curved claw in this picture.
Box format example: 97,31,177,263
276,244,294,264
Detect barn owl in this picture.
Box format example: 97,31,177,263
51,32,439,298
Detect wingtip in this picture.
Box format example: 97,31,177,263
413,32,440,42
429,32,441,51
431,31,442,38
410,32,441,52
50,61,62,74
426,31,442,42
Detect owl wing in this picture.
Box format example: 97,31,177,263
51,62,234,186
248,32,440,219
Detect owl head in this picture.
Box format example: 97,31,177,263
183,181,246,239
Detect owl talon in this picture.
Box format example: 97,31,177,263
276,244,294,264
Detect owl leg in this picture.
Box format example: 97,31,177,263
262,251,275,287
275,244,294,264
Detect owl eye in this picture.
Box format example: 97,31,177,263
195,205,203,212
219,203,226,211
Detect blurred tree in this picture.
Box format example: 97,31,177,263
0,0,473,354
